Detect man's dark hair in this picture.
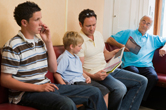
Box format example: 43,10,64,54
79,9,97,25
14,1,41,26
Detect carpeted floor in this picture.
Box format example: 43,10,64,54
139,106,155,110
141,86,166,110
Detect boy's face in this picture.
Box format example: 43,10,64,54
26,11,43,35
71,43,82,54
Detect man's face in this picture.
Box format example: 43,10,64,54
138,16,152,35
26,11,43,35
79,16,96,37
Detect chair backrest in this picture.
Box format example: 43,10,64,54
105,42,119,62
0,48,9,104
105,42,119,51
152,48,166,74
53,45,65,58
45,45,65,83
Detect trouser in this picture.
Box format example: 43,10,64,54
18,84,108,110
124,66,158,101
74,80,109,96
98,68,147,110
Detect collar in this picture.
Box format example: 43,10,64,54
80,30,95,42
17,30,41,43
136,29,148,38
65,50,78,59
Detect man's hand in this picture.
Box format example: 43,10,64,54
40,24,51,44
120,44,130,52
92,70,108,81
159,49,166,57
124,47,130,52
37,83,59,92
112,49,120,54
159,43,166,57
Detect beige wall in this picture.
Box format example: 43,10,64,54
0,0,105,48
67,0,104,33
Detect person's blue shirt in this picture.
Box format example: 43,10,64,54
111,29,166,68
56,50,85,84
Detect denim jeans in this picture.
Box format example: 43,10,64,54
124,66,158,101
98,68,147,110
74,80,109,96
18,84,107,110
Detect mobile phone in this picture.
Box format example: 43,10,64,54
41,26,45,32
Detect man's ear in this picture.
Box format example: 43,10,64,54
21,19,28,27
79,22,83,28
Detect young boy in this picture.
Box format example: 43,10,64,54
54,31,109,107
0,1,107,110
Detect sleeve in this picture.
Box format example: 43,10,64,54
111,30,130,45
151,35,166,49
158,36,166,46
1,46,20,75
56,54,69,75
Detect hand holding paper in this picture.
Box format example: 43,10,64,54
104,47,125,74
125,36,141,55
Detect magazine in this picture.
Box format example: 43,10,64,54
104,47,125,74
125,36,141,55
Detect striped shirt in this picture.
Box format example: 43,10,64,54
1,31,50,104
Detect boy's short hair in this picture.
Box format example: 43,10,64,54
63,31,84,49
79,9,97,25
14,1,41,26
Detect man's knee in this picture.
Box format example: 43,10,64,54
89,86,102,95
114,85,127,97
141,75,148,85
147,68,158,80
148,73,158,82
54,96,77,110
124,66,139,73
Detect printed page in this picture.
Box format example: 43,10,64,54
104,47,124,74
104,61,122,74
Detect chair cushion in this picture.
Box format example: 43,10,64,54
0,103,37,110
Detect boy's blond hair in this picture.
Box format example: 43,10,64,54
63,31,84,49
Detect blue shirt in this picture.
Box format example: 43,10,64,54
111,29,166,68
56,50,85,84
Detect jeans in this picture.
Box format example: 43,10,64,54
18,84,107,110
74,80,109,96
124,66,158,101
98,68,147,110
